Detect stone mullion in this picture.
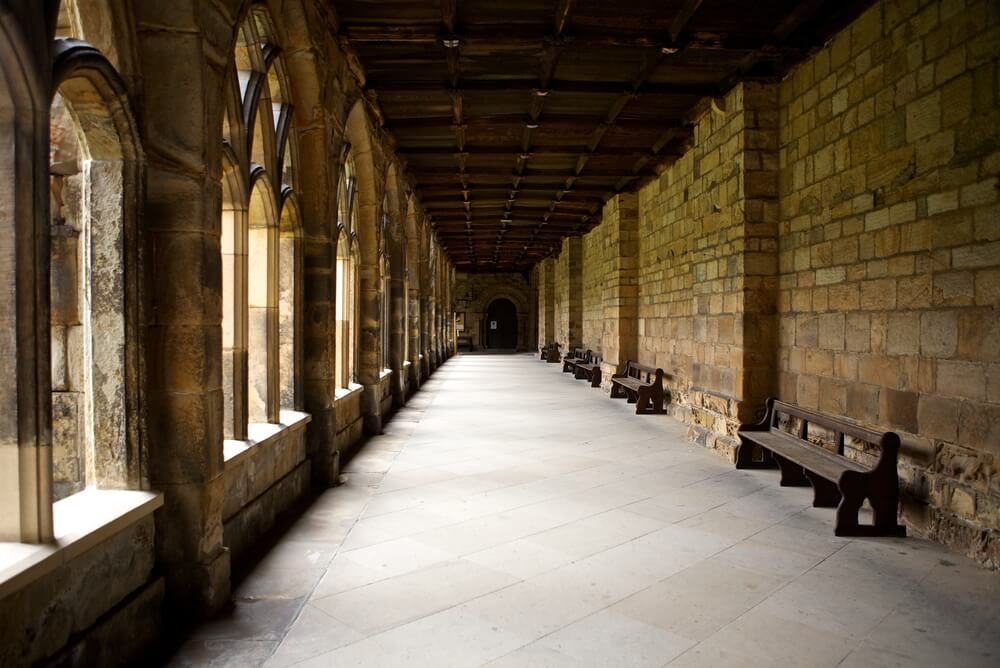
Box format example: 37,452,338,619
389,269,406,406
407,285,421,388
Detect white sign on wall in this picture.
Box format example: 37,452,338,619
490,321,497,330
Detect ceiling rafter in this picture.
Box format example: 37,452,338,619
333,0,872,271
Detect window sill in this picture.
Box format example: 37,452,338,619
379,368,393,381
403,360,412,368
334,382,364,404
224,410,312,466
0,489,163,601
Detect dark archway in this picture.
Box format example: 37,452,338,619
484,298,517,349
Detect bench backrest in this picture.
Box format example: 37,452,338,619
767,398,900,458
623,360,663,383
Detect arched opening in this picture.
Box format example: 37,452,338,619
48,39,143,500
484,298,518,350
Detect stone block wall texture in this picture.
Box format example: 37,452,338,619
454,272,533,350
634,81,779,456
565,0,998,567
776,0,1000,566
535,259,557,347
553,237,583,349
222,421,309,561
581,192,640,386
0,517,160,666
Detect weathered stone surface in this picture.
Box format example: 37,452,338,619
0,518,156,666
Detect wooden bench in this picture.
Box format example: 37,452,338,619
736,398,906,537
539,342,561,363
562,348,589,374
573,352,602,388
610,360,667,414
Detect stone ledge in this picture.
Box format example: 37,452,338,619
0,489,163,601
334,382,364,403
223,410,312,467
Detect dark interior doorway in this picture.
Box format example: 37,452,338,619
484,298,517,349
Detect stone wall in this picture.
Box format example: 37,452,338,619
535,259,557,347
0,516,161,666
454,272,533,350
776,0,1000,566
336,390,365,458
553,237,583,348
556,0,999,568
222,416,311,560
636,82,779,455
581,192,640,386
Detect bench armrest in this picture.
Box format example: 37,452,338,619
738,397,776,432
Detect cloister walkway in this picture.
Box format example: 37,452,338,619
170,353,1000,667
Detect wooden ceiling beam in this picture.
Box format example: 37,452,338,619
370,78,719,97
342,25,766,51
396,146,660,158
411,167,648,179
669,0,705,43
416,183,609,196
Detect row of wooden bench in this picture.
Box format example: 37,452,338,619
539,343,668,415
538,341,906,538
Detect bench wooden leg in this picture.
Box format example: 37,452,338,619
573,367,587,380
735,439,777,469
610,381,625,398
773,454,810,487
590,370,601,388
835,471,907,537
635,388,650,413
805,472,841,508
634,386,666,414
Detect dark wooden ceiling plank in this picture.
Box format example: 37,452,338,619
369,78,719,96
441,0,457,36
669,0,706,43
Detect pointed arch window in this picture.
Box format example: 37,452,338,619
336,149,359,390
221,6,302,440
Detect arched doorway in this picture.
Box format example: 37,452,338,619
484,298,518,349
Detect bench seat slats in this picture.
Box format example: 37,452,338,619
744,430,867,480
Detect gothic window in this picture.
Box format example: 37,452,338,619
221,6,301,437
336,149,359,389
381,196,391,371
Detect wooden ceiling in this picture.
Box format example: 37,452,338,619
331,0,873,272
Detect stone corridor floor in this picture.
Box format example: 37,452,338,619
167,353,1000,667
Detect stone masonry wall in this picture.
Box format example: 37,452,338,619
581,193,640,386
553,237,583,349
777,0,1000,566
636,82,779,455
455,272,532,350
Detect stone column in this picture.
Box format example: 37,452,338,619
0,3,54,544
389,259,406,408
602,192,639,382
135,1,230,616
299,123,337,483
566,237,583,348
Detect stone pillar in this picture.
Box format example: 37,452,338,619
601,192,639,382
566,237,583,348
0,3,54,544
537,258,556,346
389,267,406,407
135,1,230,616
299,124,337,484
